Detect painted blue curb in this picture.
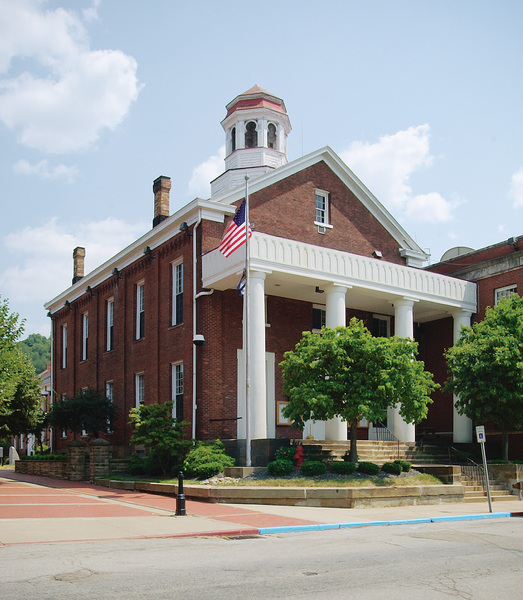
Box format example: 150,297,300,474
258,512,513,535
430,512,511,522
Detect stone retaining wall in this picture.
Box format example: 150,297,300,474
96,478,465,508
15,460,68,479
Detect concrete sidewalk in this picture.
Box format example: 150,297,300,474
1,469,521,545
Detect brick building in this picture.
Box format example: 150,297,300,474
45,86,481,461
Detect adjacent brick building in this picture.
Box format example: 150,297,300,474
48,85,514,462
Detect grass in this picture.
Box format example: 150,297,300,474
105,472,442,488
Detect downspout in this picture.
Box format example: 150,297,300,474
192,213,214,439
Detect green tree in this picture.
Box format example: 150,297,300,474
47,388,117,440
129,402,192,476
280,319,438,463
0,297,43,437
18,333,51,374
446,295,523,460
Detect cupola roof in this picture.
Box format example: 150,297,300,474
225,85,287,118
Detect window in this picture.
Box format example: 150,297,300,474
372,315,390,338
312,306,326,331
106,298,114,351
267,123,277,149
81,313,88,361
106,381,113,433
135,373,144,408
314,190,332,233
61,394,67,437
172,363,184,422
81,387,88,436
231,126,236,152
61,325,67,369
136,282,145,339
495,285,517,305
172,262,183,326
245,121,257,148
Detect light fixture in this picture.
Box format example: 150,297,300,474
112,267,122,279
86,285,94,296
143,246,155,259
507,237,519,251
372,250,383,259
179,222,192,237
315,286,324,294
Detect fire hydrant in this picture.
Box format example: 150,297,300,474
294,445,304,468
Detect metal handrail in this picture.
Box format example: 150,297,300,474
448,446,488,492
373,424,401,460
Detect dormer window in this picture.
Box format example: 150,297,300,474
245,121,257,148
231,127,236,152
267,123,276,149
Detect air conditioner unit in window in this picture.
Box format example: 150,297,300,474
317,225,326,234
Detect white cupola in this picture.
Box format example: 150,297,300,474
211,85,292,196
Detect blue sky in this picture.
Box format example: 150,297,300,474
1,0,522,336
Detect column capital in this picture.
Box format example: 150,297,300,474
391,296,418,308
450,308,473,320
324,283,351,294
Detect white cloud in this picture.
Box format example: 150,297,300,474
0,217,148,320
509,167,523,208
188,146,225,197
13,158,79,182
0,0,142,153
340,125,454,223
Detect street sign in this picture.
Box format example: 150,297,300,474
476,425,486,443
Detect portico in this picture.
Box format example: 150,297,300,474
203,231,477,444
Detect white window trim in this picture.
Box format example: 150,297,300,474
171,362,184,421
312,304,326,333
81,312,88,361
61,324,67,369
136,281,145,340
135,373,144,408
314,189,332,229
495,284,517,305
106,298,114,351
372,314,391,338
171,260,183,326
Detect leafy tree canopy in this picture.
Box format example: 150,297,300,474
280,319,438,462
129,402,192,476
0,297,43,437
446,294,523,460
18,333,51,374
47,388,117,440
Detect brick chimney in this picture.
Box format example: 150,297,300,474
153,175,171,227
72,246,86,284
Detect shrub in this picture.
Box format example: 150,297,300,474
330,460,356,475
300,460,327,476
267,459,294,477
183,440,235,480
274,445,296,462
21,453,67,461
382,462,403,475
357,461,380,476
393,459,412,472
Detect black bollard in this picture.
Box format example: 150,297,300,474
176,471,186,516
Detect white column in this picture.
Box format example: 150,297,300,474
389,298,417,442
249,271,267,439
452,310,473,443
324,284,349,441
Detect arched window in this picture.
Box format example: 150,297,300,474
267,123,277,149
231,127,236,152
245,121,258,148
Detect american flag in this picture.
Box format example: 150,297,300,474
219,199,252,257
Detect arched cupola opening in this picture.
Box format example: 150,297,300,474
267,123,277,149
231,127,236,152
245,121,258,148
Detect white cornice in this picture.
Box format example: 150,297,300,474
210,146,428,262
44,198,235,314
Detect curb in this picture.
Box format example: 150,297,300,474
257,511,514,535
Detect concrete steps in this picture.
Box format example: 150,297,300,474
461,474,516,503
298,440,449,465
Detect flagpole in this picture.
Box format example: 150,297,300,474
244,175,251,467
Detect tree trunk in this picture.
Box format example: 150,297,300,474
502,425,509,461
348,419,358,463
